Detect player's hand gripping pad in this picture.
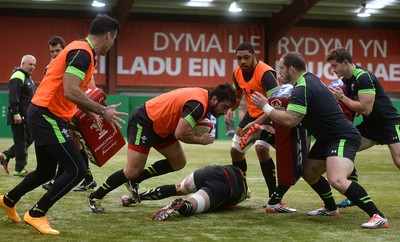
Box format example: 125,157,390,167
71,87,126,167
328,79,354,122
268,84,307,185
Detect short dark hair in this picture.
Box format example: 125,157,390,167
48,36,66,48
326,47,353,64
282,52,306,72
89,14,120,36
209,82,236,105
235,42,255,54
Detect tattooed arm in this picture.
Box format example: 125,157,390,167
284,110,304,127
251,91,303,128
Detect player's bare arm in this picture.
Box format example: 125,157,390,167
250,91,302,128
329,86,374,116
63,73,101,112
342,93,374,116
63,73,127,127
175,118,214,145
286,110,304,126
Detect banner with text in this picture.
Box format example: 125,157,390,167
99,21,264,88
275,26,400,91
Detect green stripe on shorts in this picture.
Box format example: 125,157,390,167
338,139,346,157
43,114,66,143
395,124,400,139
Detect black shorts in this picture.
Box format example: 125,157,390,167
127,106,176,154
27,104,73,146
308,139,360,162
193,165,247,211
357,122,400,145
238,112,257,129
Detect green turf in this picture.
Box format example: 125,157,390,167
0,139,398,241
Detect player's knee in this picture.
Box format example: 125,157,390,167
123,173,134,180
327,176,349,194
301,169,318,184
173,162,186,171
255,140,271,150
123,166,144,180
43,172,56,182
301,174,311,184
169,159,186,171
230,146,241,156
189,192,209,214
180,173,196,194
231,135,246,157
255,144,270,155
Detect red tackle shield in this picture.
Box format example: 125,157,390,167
71,87,126,167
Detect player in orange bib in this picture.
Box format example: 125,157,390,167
88,83,236,214
224,42,295,212
0,14,127,235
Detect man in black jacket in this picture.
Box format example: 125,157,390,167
0,55,36,176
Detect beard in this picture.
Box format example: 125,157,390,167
280,76,291,84
240,64,252,72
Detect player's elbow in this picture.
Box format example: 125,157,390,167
359,107,373,116
360,111,370,116
274,118,298,128
284,120,299,128
64,89,73,101
63,85,79,101
278,115,299,128
175,132,184,140
174,131,191,143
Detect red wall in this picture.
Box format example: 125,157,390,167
1,16,399,91
0,16,91,84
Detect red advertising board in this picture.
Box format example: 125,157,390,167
1,17,399,91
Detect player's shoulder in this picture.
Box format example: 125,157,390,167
10,69,26,82
257,61,274,70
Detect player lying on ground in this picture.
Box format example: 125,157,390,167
121,165,248,221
